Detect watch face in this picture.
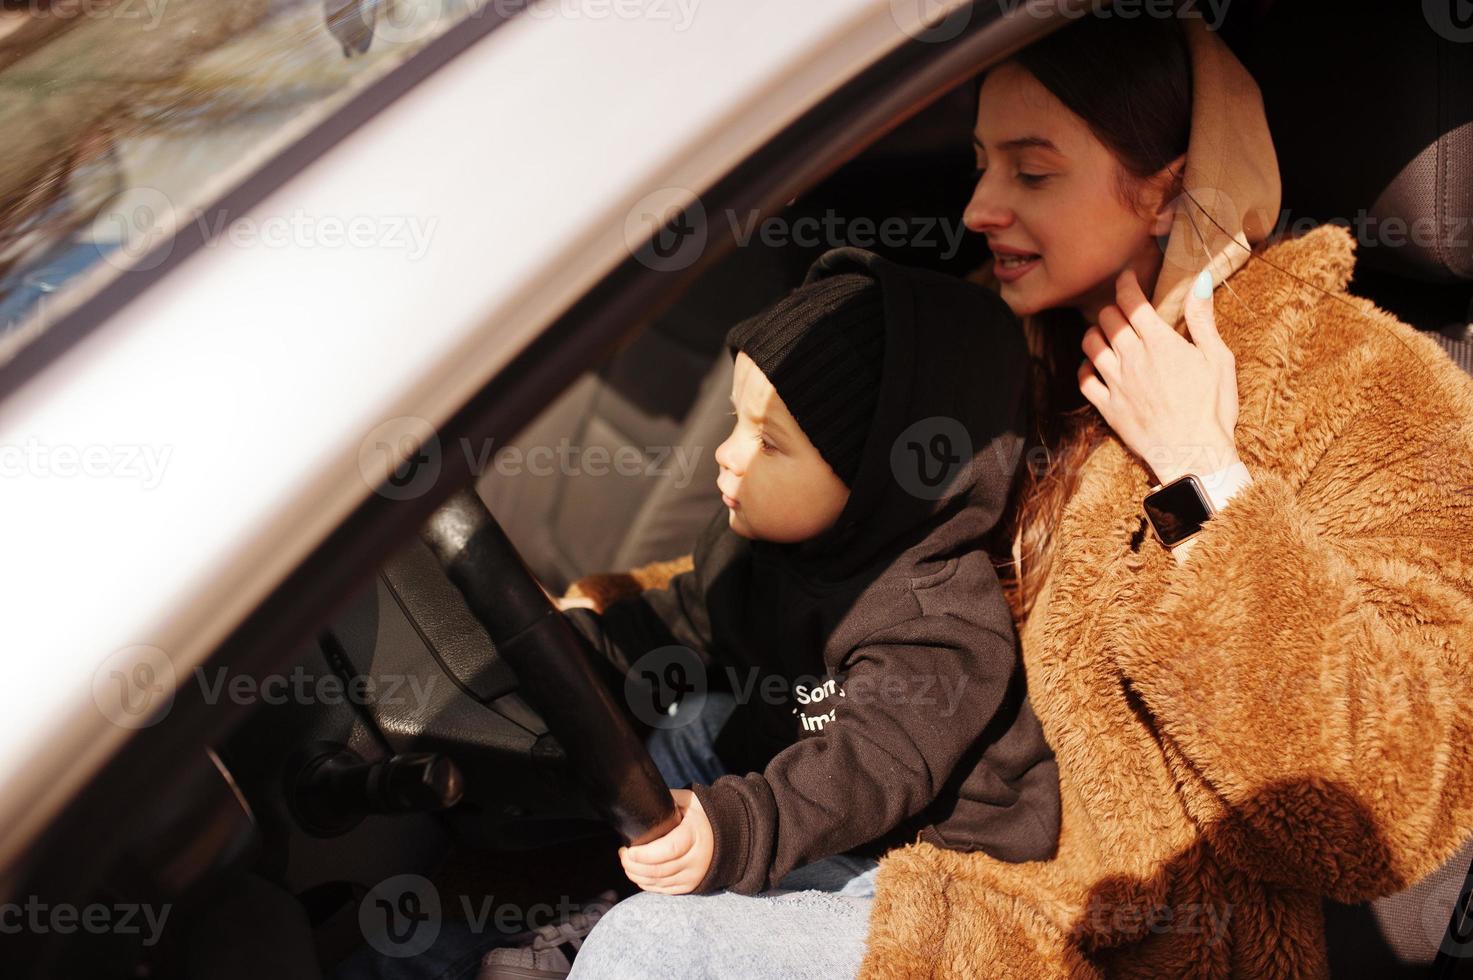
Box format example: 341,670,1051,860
1143,477,1212,547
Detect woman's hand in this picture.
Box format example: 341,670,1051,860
1078,267,1242,485
618,789,714,895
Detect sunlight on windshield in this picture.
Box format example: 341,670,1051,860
0,0,490,366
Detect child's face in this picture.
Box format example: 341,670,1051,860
714,352,851,543
963,62,1181,324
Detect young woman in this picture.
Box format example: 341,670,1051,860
567,11,1473,978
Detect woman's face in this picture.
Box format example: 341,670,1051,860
963,62,1182,322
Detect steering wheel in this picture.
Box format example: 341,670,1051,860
420,489,680,847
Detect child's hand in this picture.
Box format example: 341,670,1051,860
618,789,713,894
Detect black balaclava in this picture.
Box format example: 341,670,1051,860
723,272,885,488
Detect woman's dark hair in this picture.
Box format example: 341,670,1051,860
974,14,1193,627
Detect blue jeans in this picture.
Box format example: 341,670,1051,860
568,689,879,979
644,687,742,788
332,691,878,979
565,853,878,979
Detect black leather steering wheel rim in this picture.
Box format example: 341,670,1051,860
420,488,679,846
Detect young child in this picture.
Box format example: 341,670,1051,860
563,245,1060,897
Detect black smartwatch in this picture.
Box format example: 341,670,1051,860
1142,473,1216,549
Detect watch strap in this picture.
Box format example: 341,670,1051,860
1194,459,1253,513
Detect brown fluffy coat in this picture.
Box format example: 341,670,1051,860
855,221,1473,978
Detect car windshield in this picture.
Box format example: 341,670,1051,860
0,0,488,368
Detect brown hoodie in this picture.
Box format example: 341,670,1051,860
849,15,1473,979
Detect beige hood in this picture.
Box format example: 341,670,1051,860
970,14,1283,335
1155,14,1282,330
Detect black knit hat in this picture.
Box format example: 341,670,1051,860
724,272,886,487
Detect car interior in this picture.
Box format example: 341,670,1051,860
13,1,1473,977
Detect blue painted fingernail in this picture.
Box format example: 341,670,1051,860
1193,268,1213,299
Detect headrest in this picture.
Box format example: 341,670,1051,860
1241,1,1473,284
